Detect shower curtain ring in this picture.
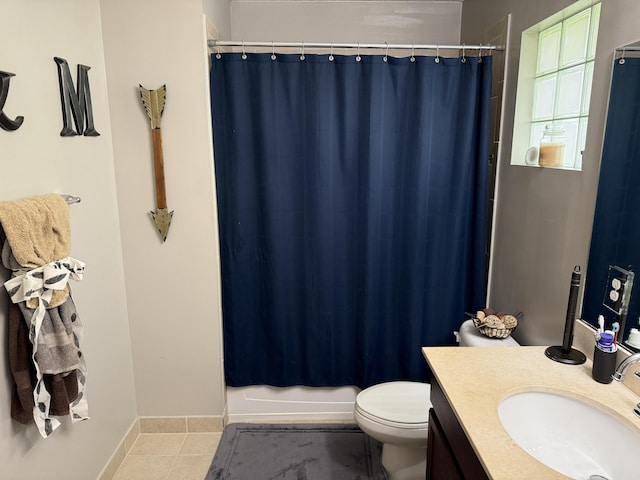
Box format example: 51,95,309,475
410,45,416,63
356,42,361,62
435,44,440,63
329,43,334,62
271,41,276,60
461,43,467,63
300,41,305,61
216,43,222,60
620,48,627,64
242,40,247,60
478,43,483,63
383,42,389,62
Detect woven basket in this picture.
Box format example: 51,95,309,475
472,314,518,339
473,321,514,339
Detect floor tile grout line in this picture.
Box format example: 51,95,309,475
164,454,179,480
177,432,189,456
114,431,222,479
127,432,188,455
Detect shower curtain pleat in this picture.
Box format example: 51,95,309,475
210,53,492,388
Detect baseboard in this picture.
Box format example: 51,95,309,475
138,415,224,433
97,415,224,480
97,418,139,480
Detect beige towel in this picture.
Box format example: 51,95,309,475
0,194,79,375
0,194,87,437
0,193,71,308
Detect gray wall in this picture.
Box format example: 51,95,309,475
461,0,640,345
204,0,231,39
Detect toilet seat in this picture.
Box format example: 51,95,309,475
355,381,431,428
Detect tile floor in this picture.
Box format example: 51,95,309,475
112,431,222,480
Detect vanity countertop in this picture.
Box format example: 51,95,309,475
422,346,640,479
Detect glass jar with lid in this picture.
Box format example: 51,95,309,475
538,124,566,168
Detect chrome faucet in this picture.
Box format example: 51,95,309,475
612,352,640,381
612,352,640,418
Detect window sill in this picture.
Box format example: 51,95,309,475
511,162,582,172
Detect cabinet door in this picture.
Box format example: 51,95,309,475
427,408,464,480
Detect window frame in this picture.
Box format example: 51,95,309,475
510,1,601,171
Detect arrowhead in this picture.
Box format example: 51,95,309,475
150,208,174,242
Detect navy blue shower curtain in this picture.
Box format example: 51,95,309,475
210,52,492,388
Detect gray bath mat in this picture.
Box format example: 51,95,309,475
205,423,386,480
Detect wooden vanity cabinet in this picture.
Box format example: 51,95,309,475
426,376,490,480
427,408,464,479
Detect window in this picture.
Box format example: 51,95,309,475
511,2,601,170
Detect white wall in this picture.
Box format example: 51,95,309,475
99,0,226,417
0,1,137,478
461,0,640,345
230,0,463,47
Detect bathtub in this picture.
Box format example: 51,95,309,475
226,385,360,423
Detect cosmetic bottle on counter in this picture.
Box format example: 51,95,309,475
592,332,616,384
626,320,640,351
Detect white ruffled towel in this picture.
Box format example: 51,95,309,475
0,194,88,438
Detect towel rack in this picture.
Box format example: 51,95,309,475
61,195,81,205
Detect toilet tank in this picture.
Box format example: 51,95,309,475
458,319,519,347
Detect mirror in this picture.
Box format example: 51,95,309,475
583,43,640,348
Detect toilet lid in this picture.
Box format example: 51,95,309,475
356,381,431,425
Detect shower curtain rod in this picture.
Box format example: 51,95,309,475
208,40,504,53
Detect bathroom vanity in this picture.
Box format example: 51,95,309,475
422,346,640,479
426,375,488,479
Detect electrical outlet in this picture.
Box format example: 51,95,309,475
603,265,634,315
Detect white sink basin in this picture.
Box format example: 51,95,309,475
498,390,640,480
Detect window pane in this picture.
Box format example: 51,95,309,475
555,65,585,118
588,4,601,60
582,61,594,115
533,74,557,120
557,118,580,168
560,9,590,67
537,24,561,75
577,118,588,170
530,122,547,148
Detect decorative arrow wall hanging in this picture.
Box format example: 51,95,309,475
139,84,173,242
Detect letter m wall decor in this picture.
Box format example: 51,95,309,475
54,57,100,137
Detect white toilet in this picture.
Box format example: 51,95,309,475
354,320,520,480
